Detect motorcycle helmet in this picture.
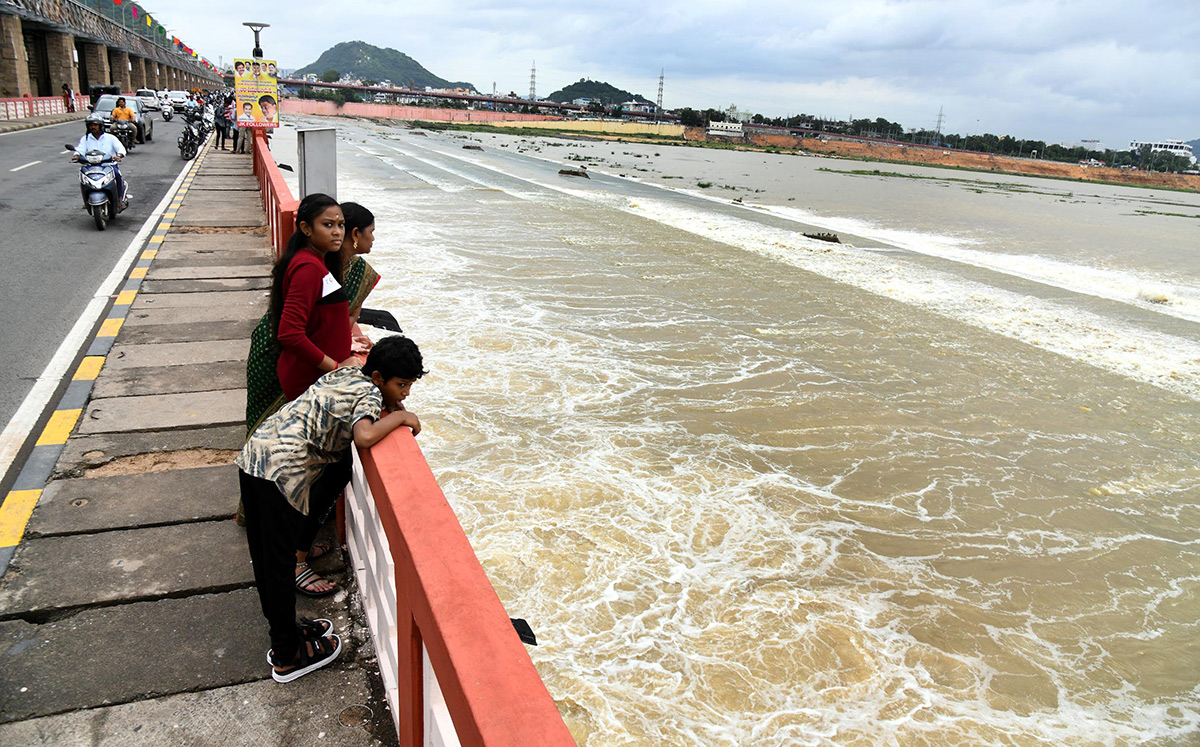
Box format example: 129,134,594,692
85,113,106,132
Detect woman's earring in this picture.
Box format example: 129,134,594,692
353,240,359,250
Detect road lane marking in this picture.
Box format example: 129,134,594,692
73,356,105,381
9,160,41,172
0,157,193,487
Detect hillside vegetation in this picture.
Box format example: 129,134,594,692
294,41,475,91
546,78,650,106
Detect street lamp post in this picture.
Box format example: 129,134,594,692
243,22,269,59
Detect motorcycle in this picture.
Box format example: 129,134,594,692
110,119,136,151
70,148,128,231
161,106,173,122
177,111,201,160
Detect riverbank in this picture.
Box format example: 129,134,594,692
277,98,1199,193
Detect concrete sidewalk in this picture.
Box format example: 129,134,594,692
0,110,87,135
0,142,398,745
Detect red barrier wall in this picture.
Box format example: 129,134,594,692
281,98,561,123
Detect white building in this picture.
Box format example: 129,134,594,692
707,121,744,138
1129,139,1196,164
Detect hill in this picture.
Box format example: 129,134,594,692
546,79,650,106
1188,138,1200,156
294,41,475,91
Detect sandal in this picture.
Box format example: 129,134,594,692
266,618,335,666
269,634,342,683
295,563,337,597
307,542,332,561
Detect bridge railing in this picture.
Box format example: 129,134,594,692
0,95,84,120
248,126,574,745
250,130,298,259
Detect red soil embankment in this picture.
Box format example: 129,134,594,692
684,127,1200,191
280,98,560,124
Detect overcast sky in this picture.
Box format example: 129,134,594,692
163,0,1199,148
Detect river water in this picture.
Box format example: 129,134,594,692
287,117,1200,745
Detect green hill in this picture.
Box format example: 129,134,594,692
293,41,475,91
546,79,650,106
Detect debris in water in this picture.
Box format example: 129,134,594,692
559,168,590,179
463,145,483,150
804,232,841,243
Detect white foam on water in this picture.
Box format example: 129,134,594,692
334,129,1200,746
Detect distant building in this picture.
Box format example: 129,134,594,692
707,121,744,139
1129,139,1196,163
620,100,654,114
572,97,593,107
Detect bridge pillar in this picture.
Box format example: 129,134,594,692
45,31,79,101
129,55,145,90
81,42,111,88
0,14,32,98
107,48,131,91
144,60,159,90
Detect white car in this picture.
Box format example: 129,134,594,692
167,90,190,112
135,88,160,111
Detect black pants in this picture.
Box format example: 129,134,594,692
239,451,352,663
214,123,227,148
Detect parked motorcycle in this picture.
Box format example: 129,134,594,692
70,148,128,230
110,119,136,151
178,112,201,160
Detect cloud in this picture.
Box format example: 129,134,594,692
168,0,1200,146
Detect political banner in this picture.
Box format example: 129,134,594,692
233,58,279,129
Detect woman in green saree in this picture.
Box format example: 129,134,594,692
237,203,381,528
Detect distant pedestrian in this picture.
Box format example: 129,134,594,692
213,97,229,149
61,83,75,112
237,334,425,682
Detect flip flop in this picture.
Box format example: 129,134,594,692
295,563,337,597
307,541,332,561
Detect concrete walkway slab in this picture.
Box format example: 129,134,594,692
158,234,270,253
27,466,238,536
0,590,264,722
146,265,270,280
190,175,259,190
175,199,268,228
152,251,270,269
141,277,271,293
132,290,266,309
54,425,245,478
0,672,398,746
114,319,259,346
106,340,248,369
124,305,262,327
0,521,252,616
80,390,244,434
91,360,245,398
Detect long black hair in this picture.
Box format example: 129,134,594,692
269,193,341,339
340,202,375,246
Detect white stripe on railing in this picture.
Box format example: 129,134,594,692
346,446,406,735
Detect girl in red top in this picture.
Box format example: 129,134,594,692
272,193,354,401
268,193,360,596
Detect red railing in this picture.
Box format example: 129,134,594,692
250,129,298,258
0,94,86,120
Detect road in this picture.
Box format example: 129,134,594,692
0,115,194,474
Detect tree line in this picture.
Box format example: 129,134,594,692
675,109,1195,172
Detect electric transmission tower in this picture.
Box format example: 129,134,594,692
656,69,664,122
529,61,536,102
935,106,945,141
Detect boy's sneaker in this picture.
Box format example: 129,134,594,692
270,633,341,683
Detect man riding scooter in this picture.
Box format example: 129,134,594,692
110,96,137,149
72,114,128,207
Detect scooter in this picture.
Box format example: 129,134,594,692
178,111,201,160
161,106,173,122
69,148,128,230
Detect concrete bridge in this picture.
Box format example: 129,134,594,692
0,0,222,97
